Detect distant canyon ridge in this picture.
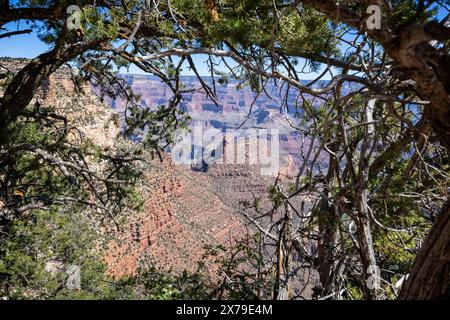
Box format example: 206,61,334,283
95,74,331,179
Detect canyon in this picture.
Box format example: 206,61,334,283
96,74,326,179
1,58,320,297
0,59,277,277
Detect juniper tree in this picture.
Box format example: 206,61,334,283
1,0,449,300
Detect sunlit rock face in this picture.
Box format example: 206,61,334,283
0,58,120,150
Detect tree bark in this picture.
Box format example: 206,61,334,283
0,38,103,127
355,99,378,300
399,199,450,299
355,213,378,299
317,202,337,294
274,205,293,300
316,153,339,296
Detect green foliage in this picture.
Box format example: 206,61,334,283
268,185,285,208
0,208,110,299
124,104,191,153
202,238,277,300
112,265,210,300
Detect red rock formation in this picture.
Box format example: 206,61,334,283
104,156,272,278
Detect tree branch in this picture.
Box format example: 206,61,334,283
0,29,32,39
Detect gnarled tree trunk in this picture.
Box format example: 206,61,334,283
274,205,293,300
399,199,450,299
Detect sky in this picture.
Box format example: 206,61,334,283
0,19,323,79
0,25,327,79
0,20,218,76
